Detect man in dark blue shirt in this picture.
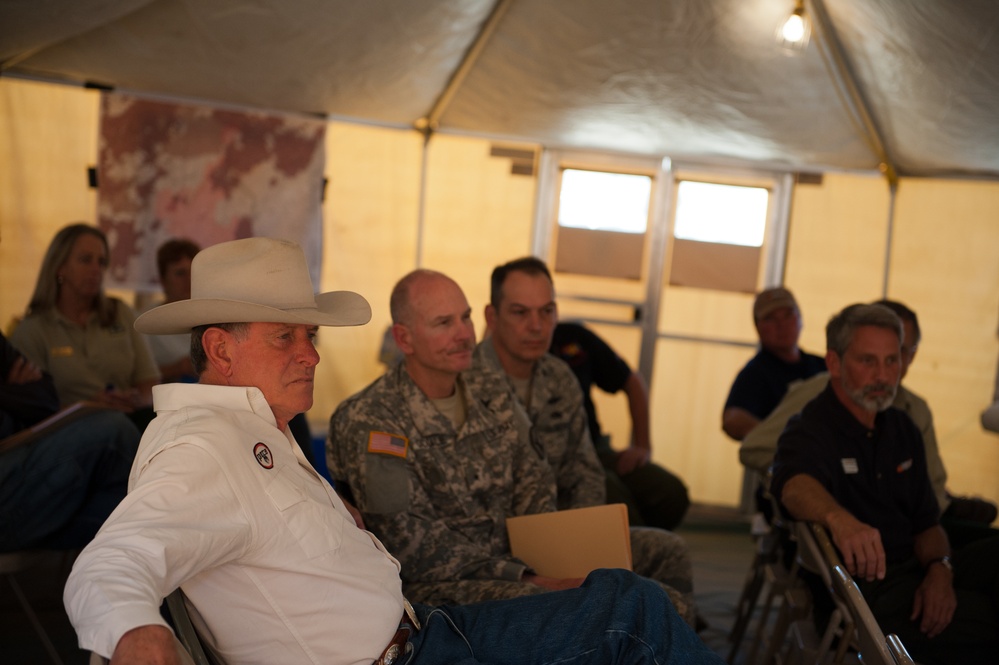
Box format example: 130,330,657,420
772,303,999,665
722,287,826,441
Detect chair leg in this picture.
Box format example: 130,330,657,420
728,552,767,663
5,573,65,665
758,587,810,665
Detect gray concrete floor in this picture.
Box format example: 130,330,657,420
677,504,758,663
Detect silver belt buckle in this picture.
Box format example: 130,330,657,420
381,643,401,665
403,598,421,630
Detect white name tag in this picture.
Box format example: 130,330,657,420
841,458,859,474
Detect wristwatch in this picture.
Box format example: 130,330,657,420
926,555,953,573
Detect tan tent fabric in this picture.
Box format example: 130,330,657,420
3,0,999,178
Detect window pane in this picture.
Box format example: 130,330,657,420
674,181,768,247
558,169,651,234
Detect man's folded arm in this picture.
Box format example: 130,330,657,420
64,445,252,658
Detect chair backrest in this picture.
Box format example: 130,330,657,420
166,589,226,665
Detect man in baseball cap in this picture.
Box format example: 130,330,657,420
722,286,826,441
63,237,721,665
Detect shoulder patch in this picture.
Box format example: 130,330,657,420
367,431,409,458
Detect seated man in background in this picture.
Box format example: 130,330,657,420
143,238,201,383
742,299,997,547
551,321,689,531
328,270,564,605
772,303,999,665
64,238,719,665
470,256,698,627
722,287,826,441
1,330,139,552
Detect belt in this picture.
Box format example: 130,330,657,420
374,600,421,665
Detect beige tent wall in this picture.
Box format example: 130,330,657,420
3,78,998,510
313,121,423,431
0,79,102,332
888,180,999,501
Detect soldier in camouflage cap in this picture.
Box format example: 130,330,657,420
328,270,566,606
470,257,698,626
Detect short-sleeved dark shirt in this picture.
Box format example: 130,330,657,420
549,322,631,444
771,384,940,564
724,347,826,420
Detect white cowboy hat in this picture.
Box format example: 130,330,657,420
135,237,371,334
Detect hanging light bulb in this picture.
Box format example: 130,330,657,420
776,0,811,53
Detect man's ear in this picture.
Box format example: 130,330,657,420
392,323,414,355
825,349,841,379
202,327,234,377
484,304,497,331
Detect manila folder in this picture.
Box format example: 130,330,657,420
506,504,631,578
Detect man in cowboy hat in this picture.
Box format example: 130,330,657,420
63,238,722,665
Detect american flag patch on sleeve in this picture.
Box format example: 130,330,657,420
367,431,409,458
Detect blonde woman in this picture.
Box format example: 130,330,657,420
12,223,159,427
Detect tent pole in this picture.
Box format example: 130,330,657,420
415,128,432,269
810,0,901,297
882,180,898,298
809,0,899,188
417,0,514,133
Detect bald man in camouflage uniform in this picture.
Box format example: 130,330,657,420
328,270,569,606
469,257,697,626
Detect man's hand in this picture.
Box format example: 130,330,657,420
523,573,585,591
911,565,956,637
110,625,183,665
827,512,886,582
615,446,650,476
6,355,42,385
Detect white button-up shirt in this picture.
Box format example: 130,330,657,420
65,383,405,664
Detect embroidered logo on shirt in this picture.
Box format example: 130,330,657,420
253,442,274,469
841,458,859,474
50,345,74,358
896,458,913,473
367,431,409,458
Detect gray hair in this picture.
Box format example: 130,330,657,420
825,303,903,357
190,322,249,375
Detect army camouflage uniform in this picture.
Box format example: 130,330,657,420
327,363,557,606
470,338,697,624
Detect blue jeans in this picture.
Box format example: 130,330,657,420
0,410,139,551
406,568,722,664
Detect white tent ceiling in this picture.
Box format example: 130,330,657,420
3,0,999,179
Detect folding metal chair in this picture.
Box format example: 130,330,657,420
886,633,916,665
809,522,908,665
166,588,226,665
